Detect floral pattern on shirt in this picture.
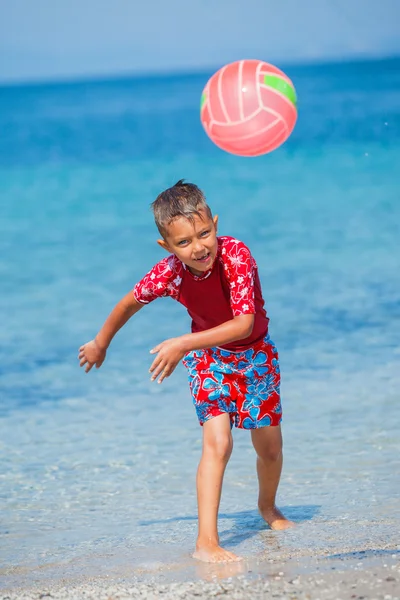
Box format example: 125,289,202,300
218,237,256,316
133,254,183,303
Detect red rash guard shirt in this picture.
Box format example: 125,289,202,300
133,236,269,352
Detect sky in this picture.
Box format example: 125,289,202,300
0,0,399,83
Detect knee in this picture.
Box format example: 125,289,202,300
203,433,233,463
258,445,282,463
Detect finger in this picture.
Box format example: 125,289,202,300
80,357,88,367
151,360,166,381
85,362,94,373
157,368,169,384
95,359,104,369
158,362,176,384
151,363,165,381
149,355,163,374
78,351,85,359
149,344,161,355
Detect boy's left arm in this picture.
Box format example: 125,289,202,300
149,314,254,383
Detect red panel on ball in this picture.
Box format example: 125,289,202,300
211,108,279,142
240,60,261,120
206,75,225,124
219,61,241,122
258,63,293,84
259,86,297,133
213,120,286,156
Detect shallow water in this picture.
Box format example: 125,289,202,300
1,57,399,587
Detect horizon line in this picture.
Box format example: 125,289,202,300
0,52,399,90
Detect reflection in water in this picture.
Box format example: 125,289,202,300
194,559,247,582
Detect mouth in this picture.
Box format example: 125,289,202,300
194,252,211,264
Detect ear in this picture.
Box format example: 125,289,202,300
157,238,172,253
213,214,219,233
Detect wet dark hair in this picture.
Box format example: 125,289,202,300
151,180,213,238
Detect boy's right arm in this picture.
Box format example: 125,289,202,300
78,292,144,373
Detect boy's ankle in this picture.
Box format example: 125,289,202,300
196,535,219,549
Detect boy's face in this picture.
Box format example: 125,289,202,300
158,210,219,276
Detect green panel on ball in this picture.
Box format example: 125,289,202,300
200,92,207,110
263,75,297,107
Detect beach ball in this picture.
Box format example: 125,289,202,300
200,59,297,156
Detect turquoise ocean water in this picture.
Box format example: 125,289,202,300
1,57,399,586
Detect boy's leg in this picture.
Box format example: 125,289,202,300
251,425,294,530
194,413,242,563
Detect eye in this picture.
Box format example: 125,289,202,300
200,230,210,237
178,239,189,246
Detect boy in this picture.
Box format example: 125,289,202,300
79,180,293,563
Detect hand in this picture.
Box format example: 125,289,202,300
149,337,187,384
78,339,107,373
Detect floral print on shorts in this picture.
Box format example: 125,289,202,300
183,334,282,429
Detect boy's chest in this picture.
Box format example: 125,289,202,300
178,262,233,323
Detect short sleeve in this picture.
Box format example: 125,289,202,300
219,237,256,316
133,255,182,304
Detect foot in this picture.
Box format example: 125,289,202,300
259,504,295,530
193,543,242,563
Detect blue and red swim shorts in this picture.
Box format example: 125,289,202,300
183,334,282,429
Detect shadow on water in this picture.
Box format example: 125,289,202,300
139,504,320,548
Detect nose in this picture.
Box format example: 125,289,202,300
192,240,205,256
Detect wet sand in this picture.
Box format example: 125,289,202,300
2,551,398,600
